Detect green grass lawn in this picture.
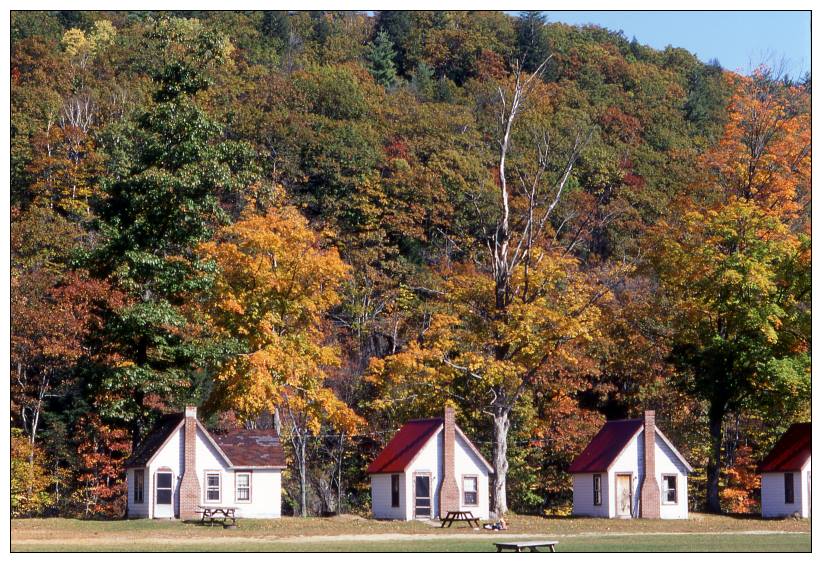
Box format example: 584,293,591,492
12,533,810,552
11,514,811,552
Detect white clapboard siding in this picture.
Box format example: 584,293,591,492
128,423,283,519
371,426,492,520
572,428,689,519
762,457,811,518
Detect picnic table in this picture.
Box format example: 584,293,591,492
198,505,237,527
494,540,558,553
440,510,481,529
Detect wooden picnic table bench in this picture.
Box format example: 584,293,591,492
197,505,237,527
494,540,558,553
440,510,481,529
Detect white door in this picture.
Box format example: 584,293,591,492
154,471,174,518
615,474,632,517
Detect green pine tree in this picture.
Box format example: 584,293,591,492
366,30,397,88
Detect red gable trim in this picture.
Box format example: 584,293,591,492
568,419,643,473
367,419,442,474
758,422,811,473
366,418,493,474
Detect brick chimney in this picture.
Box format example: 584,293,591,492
179,406,200,520
640,410,661,518
439,406,460,516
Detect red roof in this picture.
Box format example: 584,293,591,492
366,418,443,474
758,423,811,472
568,419,643,473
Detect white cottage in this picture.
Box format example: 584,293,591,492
570,410,692,519
367,406,493,520
124,406,285,519
759,422,811,519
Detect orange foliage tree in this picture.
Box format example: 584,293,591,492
73,414,131,518
199,204,363,516
649,68,810,513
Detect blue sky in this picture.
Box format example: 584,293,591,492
539,11,811,79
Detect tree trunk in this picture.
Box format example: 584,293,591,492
336,433,345,514
706,405,725,513
298,435,308,517
490,407,511,516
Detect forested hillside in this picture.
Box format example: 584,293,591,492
10,10,810,518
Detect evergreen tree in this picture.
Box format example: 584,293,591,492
366,30,397,88
376,10,413,75
410,61,435,101
261,10,290,46
516,11,550,72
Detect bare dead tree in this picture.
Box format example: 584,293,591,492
60,94,96,133
484,57,594,515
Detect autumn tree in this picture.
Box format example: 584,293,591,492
369,59,602,515
199,204,363,516
649,69,811,513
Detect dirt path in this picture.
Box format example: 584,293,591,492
12,530,809,546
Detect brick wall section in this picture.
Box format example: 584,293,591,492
640,410,661,518
439,406,461,515
179,406,201,520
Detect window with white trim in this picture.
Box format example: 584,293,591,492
134,469,144,504
205,472,221,503
462,475,478,506
593,474,602,506
662,474,678,504
236,472,251,502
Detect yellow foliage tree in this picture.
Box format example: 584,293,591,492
199,204,362,515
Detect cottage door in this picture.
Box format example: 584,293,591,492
414,474,432,518
615,474,632,517
154,471,174,518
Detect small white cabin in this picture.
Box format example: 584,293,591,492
125,406,285,519
570,411,692,519
759,422,811,519
367,406,493,520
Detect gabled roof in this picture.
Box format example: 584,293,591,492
125,413,184,468
366,418,493,474
124,413,286,470
212,429,287,468
568,418,693,473
758,422,811,473
569,419,642,473
367,418,442,474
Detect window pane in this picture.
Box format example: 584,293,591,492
464,477,477,493
157,489,172,504
416,476,429,497
391,475,400,507
207,489,220,501
785,473,795,503
237,488,249,501
464,492,478,505
156,473,172,488
207,474,220,488
237,474,249,487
